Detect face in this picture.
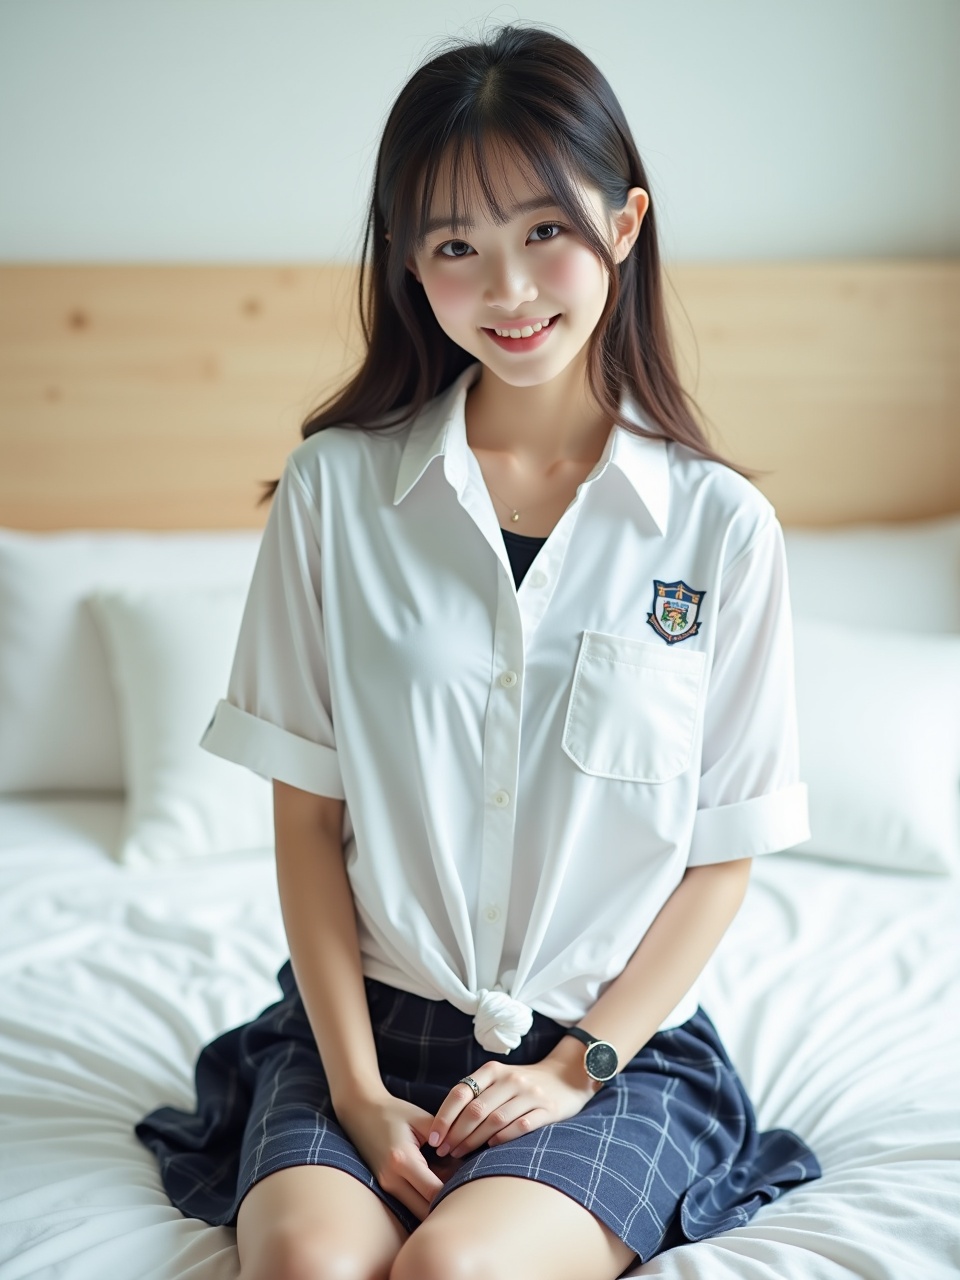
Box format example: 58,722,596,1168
398,147,648,390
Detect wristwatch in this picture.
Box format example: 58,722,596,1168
563,1027,619,1083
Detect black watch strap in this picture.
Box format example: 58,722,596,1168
564,1026,600,1050
563,1027,619,1082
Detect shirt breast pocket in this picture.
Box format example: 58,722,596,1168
561,630,706,783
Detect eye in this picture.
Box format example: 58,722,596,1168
529,222,564,243
433,222,566,259
436,239,473,259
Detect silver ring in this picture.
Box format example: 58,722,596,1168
458,1074,482,1099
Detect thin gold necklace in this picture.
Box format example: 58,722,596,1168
487,483,522,523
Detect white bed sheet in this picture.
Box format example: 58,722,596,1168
1,797,958,1280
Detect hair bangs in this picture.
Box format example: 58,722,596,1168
410,120,608,267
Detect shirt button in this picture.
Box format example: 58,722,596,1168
527,570,548,589
485,905,502,922
499,670,518,688
493,789,511,808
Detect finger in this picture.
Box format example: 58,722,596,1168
408,1144,446,1202
453,1089,555,1155
481,1108,548,1148
429,1077,487,1150
382,1148,445,1222
440,1085,517,1157
409,1162,448,1208
390,1182,432,1223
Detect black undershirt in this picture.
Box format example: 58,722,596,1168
500,526,548,588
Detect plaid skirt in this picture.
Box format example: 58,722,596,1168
135,960,821,1263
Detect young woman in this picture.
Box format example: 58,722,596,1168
136,23,821,1280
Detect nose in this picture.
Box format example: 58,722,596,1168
482,252,538,311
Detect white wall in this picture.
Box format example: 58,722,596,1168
0,0,956,262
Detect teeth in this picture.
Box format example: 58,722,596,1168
493,317,553,338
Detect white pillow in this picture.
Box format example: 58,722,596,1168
793,617,960,873
87,585,274,865
784,513,960,633
0,529,260,793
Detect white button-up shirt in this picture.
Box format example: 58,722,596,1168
202,360,809,1052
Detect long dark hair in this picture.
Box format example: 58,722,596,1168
261,22,752,503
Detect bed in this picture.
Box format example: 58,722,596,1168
1,261,958,1279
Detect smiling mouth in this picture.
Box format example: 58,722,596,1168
481,314,560,338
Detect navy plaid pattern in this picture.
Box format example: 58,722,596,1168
136,961,820,1263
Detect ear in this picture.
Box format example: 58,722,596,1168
385,231,422,283
612,188,649,263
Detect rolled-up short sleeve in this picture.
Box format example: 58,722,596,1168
687,516,810,866
200,460,344,799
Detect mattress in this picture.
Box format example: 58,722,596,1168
1,797,958,1278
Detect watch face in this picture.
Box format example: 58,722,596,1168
584,1040,618,1081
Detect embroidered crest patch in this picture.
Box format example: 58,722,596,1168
646,580,706,644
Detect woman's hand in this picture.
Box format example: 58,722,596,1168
335,1090,462,1222
426,1052,601,1160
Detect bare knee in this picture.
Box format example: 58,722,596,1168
237,1166,406,1280
241,1221,382,1280
389,1178,637,1280
391,1224,489,1280
242,1219,401,1280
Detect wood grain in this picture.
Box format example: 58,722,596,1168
1,260,956,529
665,260,959,526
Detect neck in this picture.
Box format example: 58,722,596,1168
464,358,611,467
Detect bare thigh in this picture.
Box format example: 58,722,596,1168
237,1164,409,1280
390,1176,638,1280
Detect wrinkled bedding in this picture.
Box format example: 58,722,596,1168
1,797,958,1279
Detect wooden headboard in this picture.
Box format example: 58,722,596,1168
1,260,957,529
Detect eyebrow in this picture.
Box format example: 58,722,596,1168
420,196,560,240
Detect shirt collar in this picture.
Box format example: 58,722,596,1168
393,360,669,535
